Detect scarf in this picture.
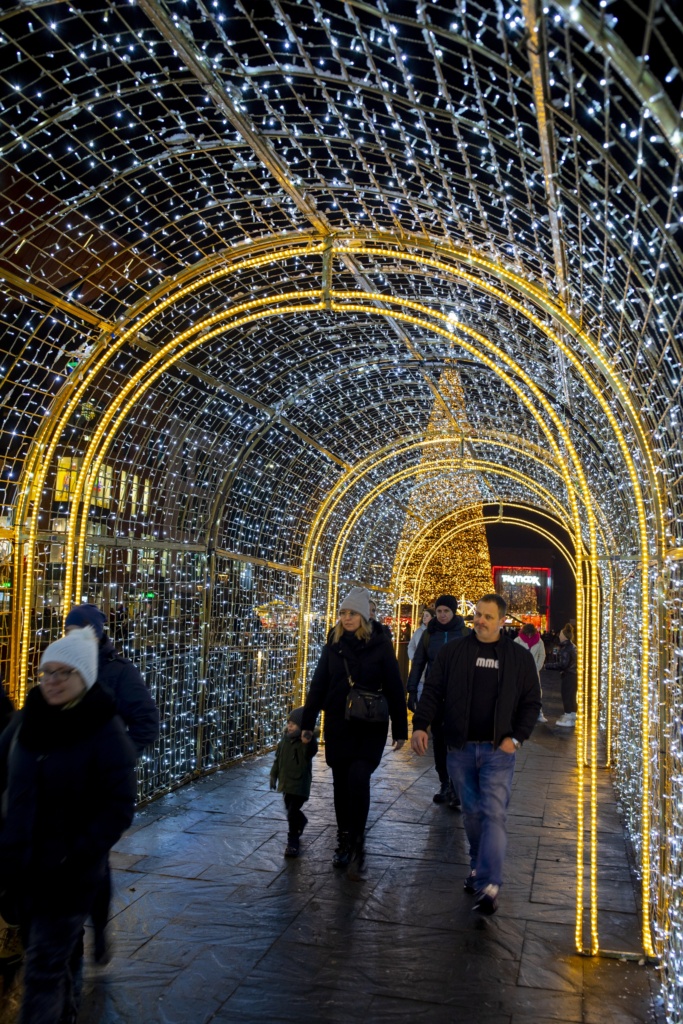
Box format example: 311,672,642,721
18,682,117,753
518,630,541,650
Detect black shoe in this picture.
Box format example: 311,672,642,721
433,781,449,804
333,831,351,868
447,781,461,810
473,885,499,915
347,838,365,881
93,927,111,965
284,835,300,858
463,872,477,894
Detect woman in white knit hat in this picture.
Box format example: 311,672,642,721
0,626,137,1024
300,587,408,879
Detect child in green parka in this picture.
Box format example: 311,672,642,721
270,706,318,858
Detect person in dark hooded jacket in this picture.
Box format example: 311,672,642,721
64,605,159,755
270,706,318,859
406,595,467,805
65,603,159,964
301,587,408,880
0,626,136,1024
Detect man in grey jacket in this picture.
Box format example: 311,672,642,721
411,593,540,915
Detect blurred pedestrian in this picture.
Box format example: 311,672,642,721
0,627,136,1023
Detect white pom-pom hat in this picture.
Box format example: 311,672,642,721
39,625,98,690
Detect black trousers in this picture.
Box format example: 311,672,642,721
331,759,374,841
284,794,307,838
90,862,111,938
561,672,578,714
432,718,449,784
19,911,85,1024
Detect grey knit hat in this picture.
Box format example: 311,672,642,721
39,625,98,690
338,586,370,621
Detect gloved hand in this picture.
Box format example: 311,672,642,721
407,692,417,713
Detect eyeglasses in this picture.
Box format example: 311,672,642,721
39,668,77,684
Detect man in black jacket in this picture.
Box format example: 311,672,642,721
411,593,540,915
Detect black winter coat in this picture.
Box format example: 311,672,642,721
406,615,467,695
270,731,318,799
412,630,541,749
0,683,137,919
98,637,159,754
557,639,577,684
301,621,408,769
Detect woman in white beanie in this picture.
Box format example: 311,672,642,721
301,587,408,879
0,626,137,1024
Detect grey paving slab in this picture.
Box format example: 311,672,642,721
0,671,665,1023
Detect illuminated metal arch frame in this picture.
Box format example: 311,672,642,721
302,422,591,950
391,489,616,762
321,472,626,963
326,461,573,629
305,440,613,956
11,234,659,959
405,507,618,772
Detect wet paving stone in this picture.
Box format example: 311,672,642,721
0,673,665,1023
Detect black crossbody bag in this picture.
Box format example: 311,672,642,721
342,656,389,723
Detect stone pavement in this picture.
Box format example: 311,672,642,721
1,672,664,1023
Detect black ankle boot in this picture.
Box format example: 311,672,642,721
333,831,351,868
284,834,300,858
433,780,449,804
346,836,365,881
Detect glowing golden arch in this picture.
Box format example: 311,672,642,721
27,285,603,942
11,234,657,959
325,461,572,631
410,511,577,606
387,433,622,604
393,504,579,616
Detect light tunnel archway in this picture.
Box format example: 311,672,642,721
7,232,666,961
4,0,683,1006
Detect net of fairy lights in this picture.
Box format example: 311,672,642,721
1,0,683,990
659,559,683,1019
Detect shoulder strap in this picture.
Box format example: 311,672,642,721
341,655,356,688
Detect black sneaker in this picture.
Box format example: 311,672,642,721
463,872,477,894
333,831,351,868
433,781,449,804
447,781,461,810
346,839,365,881
473,885,499,915
284,836,300,858
93,927,111,966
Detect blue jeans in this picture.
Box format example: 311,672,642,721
447,742,516,890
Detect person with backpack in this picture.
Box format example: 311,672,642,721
406,596,466,806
